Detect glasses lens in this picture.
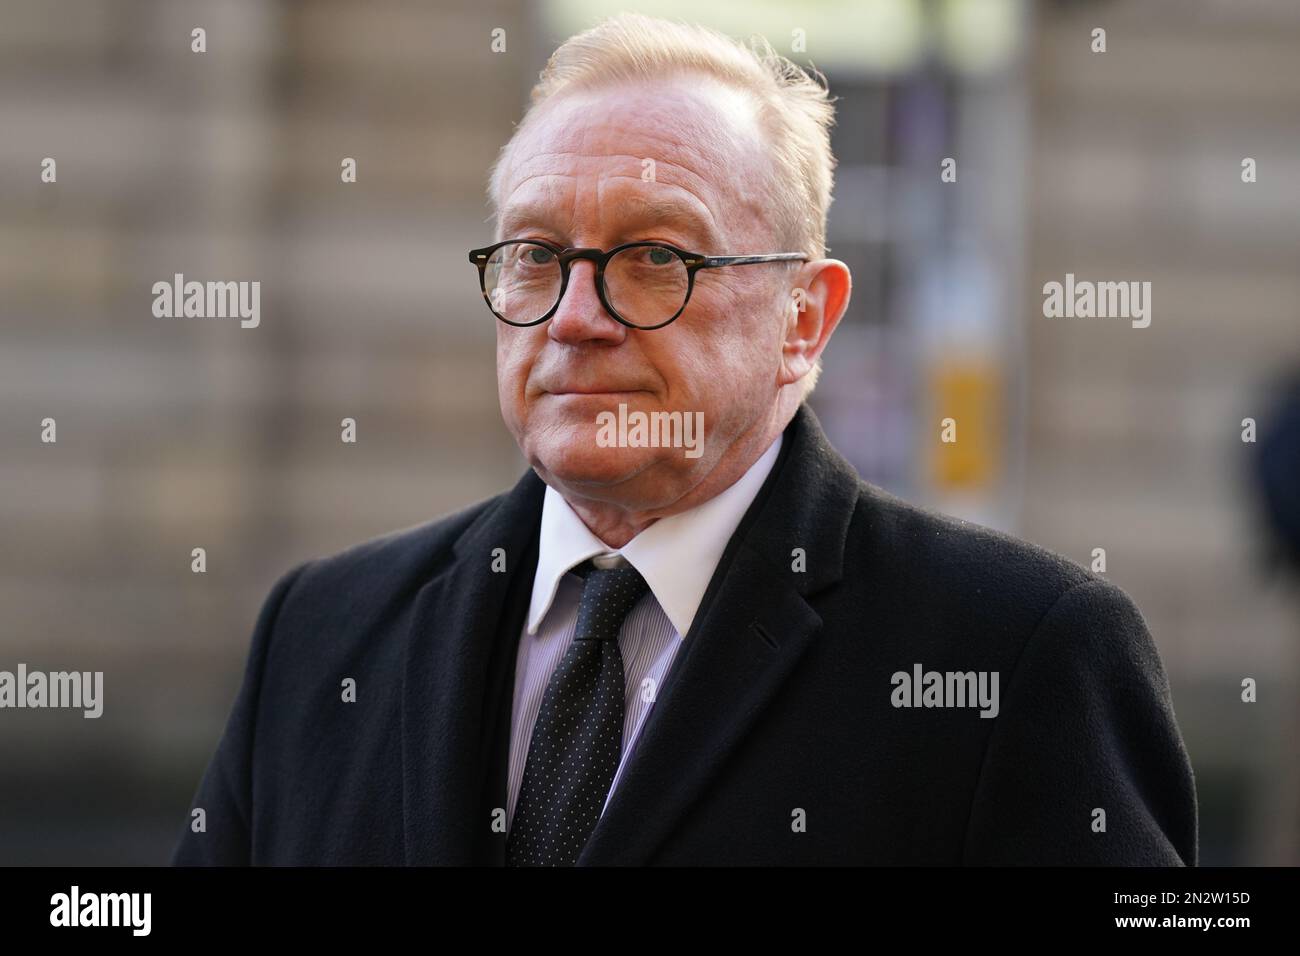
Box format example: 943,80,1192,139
605,245,689,328
483,242,563,325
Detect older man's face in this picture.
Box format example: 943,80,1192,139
494,76,796,510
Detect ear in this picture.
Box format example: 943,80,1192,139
778,259,852,388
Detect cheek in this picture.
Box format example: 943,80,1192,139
495,332,534,425
495,330,530,386
689,286,780,381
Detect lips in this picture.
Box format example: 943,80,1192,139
543,380,651,395
549,387,644,395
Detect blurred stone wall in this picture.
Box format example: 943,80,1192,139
1022,0,1300,863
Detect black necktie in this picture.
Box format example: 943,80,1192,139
507,561,650,866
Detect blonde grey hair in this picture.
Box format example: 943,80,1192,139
487,12,836,396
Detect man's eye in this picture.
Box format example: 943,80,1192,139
522,247,555,265
631,246,675,266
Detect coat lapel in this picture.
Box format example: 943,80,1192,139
401,468,544,864
577,403,861,865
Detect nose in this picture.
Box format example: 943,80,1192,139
547,258,627,345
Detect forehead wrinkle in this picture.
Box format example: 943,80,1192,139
502,194,719,250
501,157,737,249
498,173,574,231
505,148,724,201
595,175,721,247
500,184,721,250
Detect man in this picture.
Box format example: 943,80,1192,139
172,13,1196,866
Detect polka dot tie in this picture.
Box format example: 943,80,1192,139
506,561,650,866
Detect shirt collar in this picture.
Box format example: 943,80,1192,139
526,432,783,638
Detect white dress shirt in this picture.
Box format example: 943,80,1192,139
506,433,784,829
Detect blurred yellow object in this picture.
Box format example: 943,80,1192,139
929,360,1001,490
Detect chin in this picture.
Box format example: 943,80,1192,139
530,437,669,493
538,442,643,485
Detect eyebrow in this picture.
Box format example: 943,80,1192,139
499,196,720,249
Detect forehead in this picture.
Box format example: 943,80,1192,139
496,76,772,243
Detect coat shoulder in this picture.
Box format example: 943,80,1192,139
846,479,1114,630
273,489,511,618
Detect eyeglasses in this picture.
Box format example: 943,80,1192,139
467,239,808,331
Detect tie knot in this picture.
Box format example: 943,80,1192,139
574,564,650,642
